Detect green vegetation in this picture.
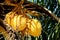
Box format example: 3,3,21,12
28,0,60,40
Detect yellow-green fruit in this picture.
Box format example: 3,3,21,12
17,15,27,31
5,12,27,31
27,19,42,37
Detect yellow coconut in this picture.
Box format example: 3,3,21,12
27,19,42,37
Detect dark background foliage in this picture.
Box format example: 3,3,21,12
28,0,60,40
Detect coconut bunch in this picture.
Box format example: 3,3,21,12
4,10,42,37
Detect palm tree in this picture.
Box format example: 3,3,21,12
0,0,60,40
